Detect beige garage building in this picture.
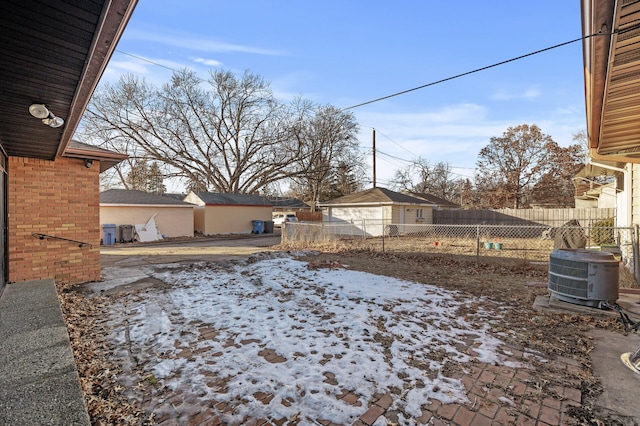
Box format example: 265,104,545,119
100,189,195,240
184,192,273,235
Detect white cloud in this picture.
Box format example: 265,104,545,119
100,53,203,87
125,28,284,56
193,57,223,67
103,59,151,76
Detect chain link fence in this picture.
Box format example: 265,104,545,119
282,221,639,280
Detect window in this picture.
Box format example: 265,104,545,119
416,208,423,218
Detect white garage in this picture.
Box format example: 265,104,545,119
319,187,434,237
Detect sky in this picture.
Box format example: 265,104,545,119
99,253,532,424
99,1,587,191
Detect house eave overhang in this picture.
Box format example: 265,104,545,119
63,145,128,173
57,0,138,158
582,0,640,162
0,0,138,161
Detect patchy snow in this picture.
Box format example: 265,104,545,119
109,255,525,424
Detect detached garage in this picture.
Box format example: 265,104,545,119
319,187,435,236
100,189,195,240
184,192,273,235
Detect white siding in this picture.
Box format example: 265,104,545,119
328,206,384,236
632,164,640,226
329,206,383,222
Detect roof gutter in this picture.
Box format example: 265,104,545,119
587,157,626,173
582,0,615,152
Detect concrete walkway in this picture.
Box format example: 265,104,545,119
0,279,89,425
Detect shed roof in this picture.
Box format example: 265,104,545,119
100,189,194,206
319,187,433,206
193,192,273,206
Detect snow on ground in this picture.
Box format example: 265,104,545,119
108,254,524,424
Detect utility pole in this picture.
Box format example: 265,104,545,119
372,128,376,188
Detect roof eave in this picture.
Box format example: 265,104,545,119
63,146,129,173
56,0,138,157
582,0,615,153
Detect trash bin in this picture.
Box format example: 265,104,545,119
264,220,274,234
102,224,117,245
119,224,134,243
251,220,264,234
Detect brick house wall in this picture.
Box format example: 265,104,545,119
8,156,100,284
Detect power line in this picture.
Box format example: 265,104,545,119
344,32,608,110
365,126,418,158
377,149,414,164
116,50,181,73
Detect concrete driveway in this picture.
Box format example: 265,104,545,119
100,234,282,267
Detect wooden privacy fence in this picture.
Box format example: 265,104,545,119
433,208,615,227
296,211,323,222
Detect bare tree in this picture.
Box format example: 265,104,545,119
285,99,362,208
530,142,585,207
82,69,302,194
475,124,556,208
390,167,414,192
389,158,458,201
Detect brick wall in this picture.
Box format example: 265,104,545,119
8,156,100,284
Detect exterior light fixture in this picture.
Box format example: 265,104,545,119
84,159,93,168
28,104,65,128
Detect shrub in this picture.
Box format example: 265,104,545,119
592,217,615,245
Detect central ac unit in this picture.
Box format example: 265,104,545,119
548,249,619,308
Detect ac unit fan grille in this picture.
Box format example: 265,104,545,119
548,249,619,307
549,257,589,279
548,274,588,299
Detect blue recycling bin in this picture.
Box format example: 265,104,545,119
251,220,264,234
102,224,117,245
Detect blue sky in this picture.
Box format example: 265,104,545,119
100,1,586,189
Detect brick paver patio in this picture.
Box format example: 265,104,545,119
122,318,582,426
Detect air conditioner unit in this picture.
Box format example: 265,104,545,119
548,249,619,308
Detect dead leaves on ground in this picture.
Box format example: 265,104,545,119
57,283,152,425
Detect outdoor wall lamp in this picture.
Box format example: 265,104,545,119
28,104,65,128
84,159,93,168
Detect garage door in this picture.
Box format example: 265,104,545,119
330,206,384,236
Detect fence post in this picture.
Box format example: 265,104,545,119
635,225,640,284
476,225,480,263
382,224,385,253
